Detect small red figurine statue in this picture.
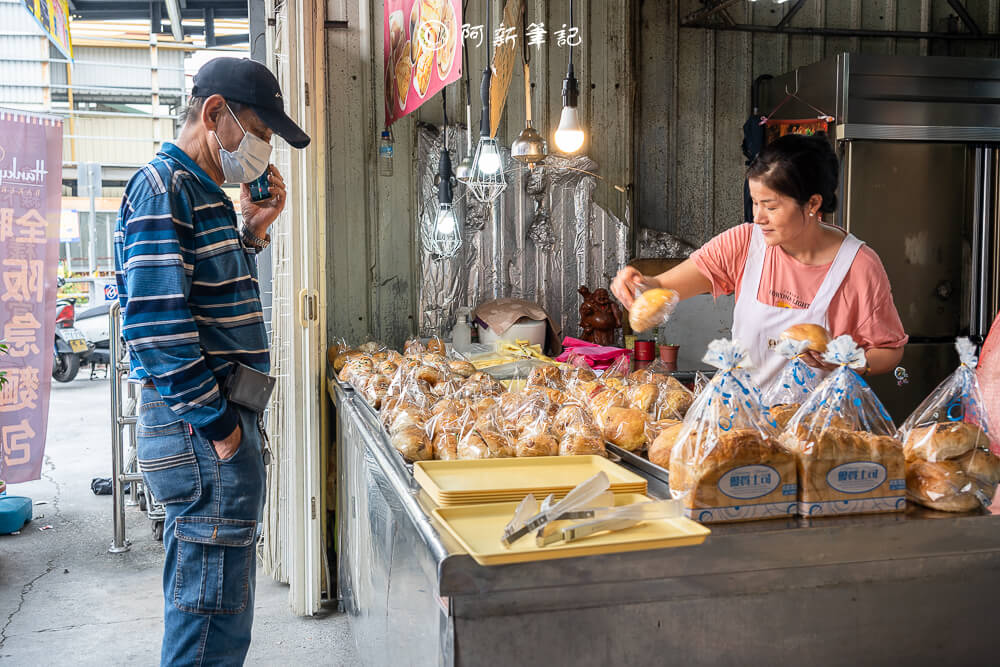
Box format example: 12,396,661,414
578,286,622,347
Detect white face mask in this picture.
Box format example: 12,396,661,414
212,104,272,184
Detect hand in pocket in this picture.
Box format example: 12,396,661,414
212,424,242,460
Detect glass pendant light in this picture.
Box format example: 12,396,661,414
553,0,585,154
466,0,507,203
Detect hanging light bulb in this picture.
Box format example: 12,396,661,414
554,98,584,153
466,0,507,203
434,202,458,234
476,140,502,174
554,0,585,154
427,145,462,259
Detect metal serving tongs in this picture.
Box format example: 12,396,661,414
534,490,616,546
501,472,612,547
556,499,681,544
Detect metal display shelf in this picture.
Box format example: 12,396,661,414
331,380,1000,666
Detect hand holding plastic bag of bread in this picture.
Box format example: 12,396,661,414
898,337,1000,512
667,339,797,523
762,338,823,430
628,287,679,333
778,335,905,516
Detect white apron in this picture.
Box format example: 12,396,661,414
731,224,864,393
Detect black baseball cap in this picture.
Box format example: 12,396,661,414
192,57,310,149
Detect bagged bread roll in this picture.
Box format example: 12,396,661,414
558,432,607,457
432,432,460,460
448,360,477,378
515,432,559,457
903,421,983,462
625,383,659,413
391,425,433,461
667,339,796,523
780,336,905,516
957,448,1000,487
780,323,831,354
906,459,983,513
898,338,1000,511
647,421,685,468
426,336,446,355
629,287,679,333
457,429,515,459
525,364,565,391
601,407,648,451
552,403,596,438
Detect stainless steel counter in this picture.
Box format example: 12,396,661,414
332,380,1000,666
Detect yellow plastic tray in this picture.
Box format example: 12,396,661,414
414,456,647,505
433,493,711,566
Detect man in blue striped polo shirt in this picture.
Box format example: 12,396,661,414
114,58,309,666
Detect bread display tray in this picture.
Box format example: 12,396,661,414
432,493,710,565
605,443,670,485
414,456,647,506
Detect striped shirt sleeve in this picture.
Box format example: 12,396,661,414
119,187,239,442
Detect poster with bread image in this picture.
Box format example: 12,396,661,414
778,335,906,516
384,0,463,126
667,339,799,524
897,338,1000,512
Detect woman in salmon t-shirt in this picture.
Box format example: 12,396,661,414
611,132,907,392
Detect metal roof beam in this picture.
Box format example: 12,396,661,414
683,0,744,25
680,21,1000,41
776,0,809,30
164,0,184,41
946,0,983,36
72,8,247,19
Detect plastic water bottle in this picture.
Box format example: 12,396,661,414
378,130,394,177
451,308,472,353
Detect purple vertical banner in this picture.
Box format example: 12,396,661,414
0,109,63,484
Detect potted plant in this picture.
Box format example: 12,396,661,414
659,342,680,364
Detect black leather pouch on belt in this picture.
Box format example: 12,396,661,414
222,362,276,414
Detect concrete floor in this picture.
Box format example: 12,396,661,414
0,373,360,666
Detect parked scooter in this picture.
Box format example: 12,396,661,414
75,300,112,377
52,277,92,383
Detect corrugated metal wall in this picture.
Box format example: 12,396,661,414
65,115,162,166
0,0,48,106
50,46,186,100
638,0,1000,249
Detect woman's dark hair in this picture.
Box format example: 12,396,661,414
747,132,839,213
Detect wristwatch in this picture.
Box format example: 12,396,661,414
240,225,270,252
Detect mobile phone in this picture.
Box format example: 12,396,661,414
249,166,271,202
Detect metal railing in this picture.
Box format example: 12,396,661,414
108,302,164,552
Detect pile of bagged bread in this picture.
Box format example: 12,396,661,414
331,338,696,463
902,422,1000,512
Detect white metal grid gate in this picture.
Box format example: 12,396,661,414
260,0,328,616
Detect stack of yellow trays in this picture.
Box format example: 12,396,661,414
414,456,647,507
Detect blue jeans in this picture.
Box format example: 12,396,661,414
137,385,267,667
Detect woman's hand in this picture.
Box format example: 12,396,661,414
800,350,839,372
240,164,287,235
610,267,658,310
